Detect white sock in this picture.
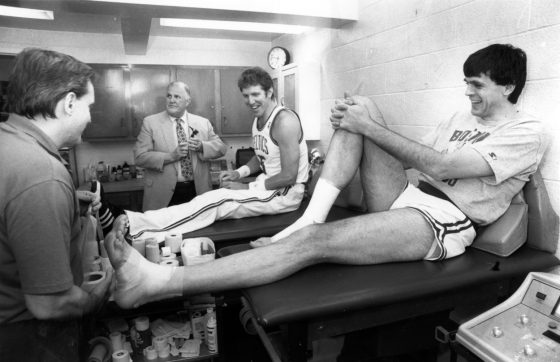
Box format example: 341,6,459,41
271,178,340,242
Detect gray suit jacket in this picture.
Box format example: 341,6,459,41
134,111,227,211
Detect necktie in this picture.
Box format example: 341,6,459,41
175,119,194,180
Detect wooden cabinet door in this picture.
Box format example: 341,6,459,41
175,67,217,127
130,66,173,137
83,65,129,140
218,68,253,136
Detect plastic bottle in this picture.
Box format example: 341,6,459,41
96,161,105,181
116,165,123,181
110,167,117,182
206,314,218,353
123,162,130,180
131,316,152,356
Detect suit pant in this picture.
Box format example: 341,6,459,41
168,181,197,207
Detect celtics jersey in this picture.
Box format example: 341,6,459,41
252,106,309,184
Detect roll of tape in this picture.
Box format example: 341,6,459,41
160,252,177,261
110,331,124,352
111,349,129,362
152,335,167,351
145,237,158,246
145,243,160,263
85,255,102,273
159,259,179,267
157,344,170,358
164,233,182,253
82,271,106,293
132,238,146,257
143,346,158,360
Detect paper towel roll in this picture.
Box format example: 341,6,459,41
82,271,106,293
159,259,179,267
111,350,130,362
164,233,182,253
132,238,146,257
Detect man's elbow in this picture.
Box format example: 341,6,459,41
27,303,59,320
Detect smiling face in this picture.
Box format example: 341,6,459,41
241,84,274,119
166,83,190,118
464,73,513,120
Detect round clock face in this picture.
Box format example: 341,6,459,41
268,47,290,69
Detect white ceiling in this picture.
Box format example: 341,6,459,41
0,0,357,54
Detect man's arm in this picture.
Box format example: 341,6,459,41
334,97,493,180
262,111,302,189
195,119,227,160
134,118,185,171
24,269,112,320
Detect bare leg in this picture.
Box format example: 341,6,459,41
105,208,433,309
265,129,364,244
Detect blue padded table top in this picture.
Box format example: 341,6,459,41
239,245,559,327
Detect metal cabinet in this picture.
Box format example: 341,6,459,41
272,63,321,140
83,65,130,140
83,65,253,141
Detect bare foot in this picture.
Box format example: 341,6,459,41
104,229,178,309
249,237,273,248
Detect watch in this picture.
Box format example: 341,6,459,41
267,47,290,70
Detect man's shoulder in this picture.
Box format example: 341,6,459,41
188,113,211,125
144,111,169,123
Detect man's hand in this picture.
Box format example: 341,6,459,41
220,170,241,183
77,190,101,216
172,142,190,161
222,181,249,190
83,267,114,313
187,138,203,153
330,93,386,134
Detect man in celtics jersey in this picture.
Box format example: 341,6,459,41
118,67,309,242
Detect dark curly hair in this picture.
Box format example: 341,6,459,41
463,44,527,104
237,67,275,99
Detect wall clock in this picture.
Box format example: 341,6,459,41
267,47,290,69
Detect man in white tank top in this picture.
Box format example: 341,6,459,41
117,67,309,241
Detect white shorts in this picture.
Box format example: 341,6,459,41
390,183,476,261
126,183,305,242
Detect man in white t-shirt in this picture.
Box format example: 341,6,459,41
104,44,548,309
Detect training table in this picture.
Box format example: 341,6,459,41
183,201,559,361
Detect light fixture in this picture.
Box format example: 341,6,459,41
0,5,54,20
160,18,310,34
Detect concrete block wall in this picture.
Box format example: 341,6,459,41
274,0,560,254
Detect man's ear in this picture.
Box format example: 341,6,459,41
63,92,77,115
504,84,515,97
267,88,274,100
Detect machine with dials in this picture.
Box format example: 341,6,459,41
457,272,560,361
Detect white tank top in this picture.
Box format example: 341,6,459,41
252,106,309,184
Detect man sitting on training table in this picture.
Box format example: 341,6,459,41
114,66,309,242
104,43,548,309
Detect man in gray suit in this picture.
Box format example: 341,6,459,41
134,81,227,211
